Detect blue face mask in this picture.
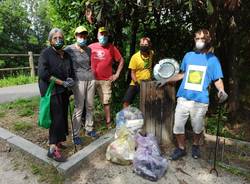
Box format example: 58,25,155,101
54,39,64,50
98,35,108,45
77,38,87,47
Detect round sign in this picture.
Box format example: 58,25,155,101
153,58,179,80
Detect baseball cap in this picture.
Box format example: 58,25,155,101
75,26,88,34
98,27,107,33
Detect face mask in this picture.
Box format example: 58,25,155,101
53,39,64,50
140,46,150,53
77,38,87,47
98,35,108,45
195,40,205,50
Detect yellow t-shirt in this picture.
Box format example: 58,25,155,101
129,50,153,85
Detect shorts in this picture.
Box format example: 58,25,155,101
173,97,208,134
95,80,112,105
122,85,140,104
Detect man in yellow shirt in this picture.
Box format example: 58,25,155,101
123,37,154,108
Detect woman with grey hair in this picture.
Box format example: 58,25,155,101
38,28,75,162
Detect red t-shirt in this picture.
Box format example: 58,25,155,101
89,42,122,80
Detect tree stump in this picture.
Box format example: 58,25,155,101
140,81,176,145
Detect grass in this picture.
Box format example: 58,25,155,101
218,162,250,182
30,163,65,184
0,111,5,117
13,121,33,132
0,74,37,88
0,97,39,114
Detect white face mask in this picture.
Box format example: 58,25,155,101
195,40,205,50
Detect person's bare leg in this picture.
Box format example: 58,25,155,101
123,102,129,108
104,104,111,124
176,134,185,149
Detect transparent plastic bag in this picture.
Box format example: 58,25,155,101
115,106,144,137
106,126,136,165
133,133,168,181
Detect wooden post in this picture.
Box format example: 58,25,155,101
28,51,35,77
140,81,176,145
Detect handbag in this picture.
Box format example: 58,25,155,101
38,80,55,128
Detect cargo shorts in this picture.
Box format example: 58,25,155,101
95,80,112,105
173,97,208,134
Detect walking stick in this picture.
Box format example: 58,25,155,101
209,104,222,177
69,102,77,153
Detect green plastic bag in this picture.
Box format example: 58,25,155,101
38,81,55,129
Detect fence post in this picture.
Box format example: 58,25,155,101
28,51,35,77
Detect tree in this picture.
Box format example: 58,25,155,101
47,0,249,122
0,0,51,68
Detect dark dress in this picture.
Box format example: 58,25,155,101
38,47,74,144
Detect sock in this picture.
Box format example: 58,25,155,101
49,145,56,153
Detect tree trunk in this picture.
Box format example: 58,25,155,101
226,15,240,119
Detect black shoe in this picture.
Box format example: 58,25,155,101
170,148,186,160
192,145,201,159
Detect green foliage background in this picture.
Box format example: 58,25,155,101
0,0,249,134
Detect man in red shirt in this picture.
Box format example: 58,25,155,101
89,27,124,128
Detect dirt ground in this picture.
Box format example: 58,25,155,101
1,140,249,184
0,141,41,184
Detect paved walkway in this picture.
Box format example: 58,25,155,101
0,83,39,103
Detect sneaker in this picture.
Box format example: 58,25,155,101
85,130,97,138
170,148,186,160
192,145,201,159
73,137,83,145
47,148,66,162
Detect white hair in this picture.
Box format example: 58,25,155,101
48,28,64,41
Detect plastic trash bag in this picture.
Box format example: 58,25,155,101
133,133,168,181
106,126,136,165
115,106,144,137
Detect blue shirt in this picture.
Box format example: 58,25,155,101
177,51,223,104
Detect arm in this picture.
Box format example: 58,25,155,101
131,69,137,84
214,78,224,92
38,51,50,81
214,78,228,103
156,72,184,88
110,56,124,82
167,73,185,83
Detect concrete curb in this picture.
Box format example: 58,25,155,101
57,130,114,175
0,127,114,175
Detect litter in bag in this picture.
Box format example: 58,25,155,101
115,106,144,137
106,126,136,165
133,133,168,181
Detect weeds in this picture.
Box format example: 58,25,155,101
13,121,33,132
0,75,37,88
0,111,5,117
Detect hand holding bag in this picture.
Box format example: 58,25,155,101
38,80,55,128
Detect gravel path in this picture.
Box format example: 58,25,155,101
67,148,249,184
0,138,249,184
0,84,249,184
0,83,39,103
0,141,40,184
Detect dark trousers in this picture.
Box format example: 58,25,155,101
49,91,69,144
123,85,140,104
